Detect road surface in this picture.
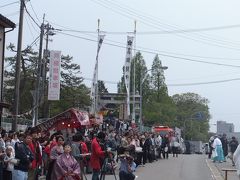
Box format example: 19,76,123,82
85,154,216,180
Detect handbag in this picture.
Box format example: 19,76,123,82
173,142,180,147
164,147,168,152
135,147,142,153
212,149,218,158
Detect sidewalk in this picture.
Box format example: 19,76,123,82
209,158,238,180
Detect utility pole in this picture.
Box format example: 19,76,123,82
33,19,44,126
42,23,51,118
12,0,25,131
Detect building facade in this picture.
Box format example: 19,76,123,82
217,120,234,134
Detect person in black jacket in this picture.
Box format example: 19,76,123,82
161,134,170,159
143,133,152,163
12,133,34,180
229,136,239,166
220,133,228,162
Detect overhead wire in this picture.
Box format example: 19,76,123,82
0,1,18,8
24,9,40,34
101,0,240,47
28,1,41,24
58,25,240,35
29,36,40,48
47,19,240,61
167,78,240,86
25,14,36,43
82,76,240,86
55,31,240,68
45,22,240,86
90,0,240,50
23,1,40,28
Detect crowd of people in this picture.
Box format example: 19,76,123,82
208,133,240,179
208,134,238,164
0,119,181,180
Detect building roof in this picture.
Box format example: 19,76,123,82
0,14,15,28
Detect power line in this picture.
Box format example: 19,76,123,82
25,14,35,43
47,19,240,61
23,1,40,28
26,35,40,50
0,1,18,8
82,76,240,86
90,0,240,50
167,78,240,86
101,0,240,47
29,1,41,24
58,25,240,35
56,31,240,68
25,10,40,34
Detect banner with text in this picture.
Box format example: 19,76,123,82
124,36,134,116
48,50,61,100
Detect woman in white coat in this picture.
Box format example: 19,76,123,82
233,144,240,179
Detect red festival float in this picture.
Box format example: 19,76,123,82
35,108,90,132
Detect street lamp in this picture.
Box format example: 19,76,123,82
139,66,168,132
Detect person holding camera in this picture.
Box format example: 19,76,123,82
119,154,136,180
90,132,110,180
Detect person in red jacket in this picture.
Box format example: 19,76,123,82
90,132,109,180
28,128,42,180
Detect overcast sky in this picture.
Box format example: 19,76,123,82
2,0,240,133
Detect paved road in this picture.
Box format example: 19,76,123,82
85,154,215,180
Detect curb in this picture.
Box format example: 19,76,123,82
206,159,224,180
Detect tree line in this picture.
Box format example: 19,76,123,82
4,46,210,141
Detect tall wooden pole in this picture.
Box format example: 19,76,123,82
13,0,25,131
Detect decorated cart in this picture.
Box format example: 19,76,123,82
35,108,90,132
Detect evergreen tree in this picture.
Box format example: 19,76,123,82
151,54,168,100
44,55,91,117
98,80,108,94
4,45,90,118
143,55,176,127
4,44,38,114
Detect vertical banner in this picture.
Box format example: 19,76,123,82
124,36,134,116
48,50,61,100
0,32,3,102
90,35,105,114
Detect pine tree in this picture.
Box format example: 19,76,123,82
4,45,90,118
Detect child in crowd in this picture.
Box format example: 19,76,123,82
3,146,16,180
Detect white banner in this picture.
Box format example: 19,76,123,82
90,35,105,114
0,32,3,101
124,36,134,116
48,50,61,100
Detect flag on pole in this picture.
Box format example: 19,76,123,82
90,34,105,114
124,36,134,116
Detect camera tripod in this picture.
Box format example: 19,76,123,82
100,155,117,180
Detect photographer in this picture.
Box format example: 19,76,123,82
90,132,110,180
119,154,136,180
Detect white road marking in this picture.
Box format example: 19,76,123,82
206,159,224,180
